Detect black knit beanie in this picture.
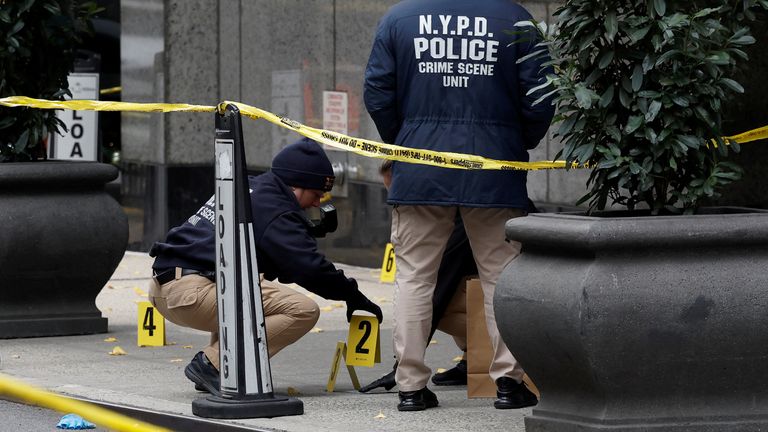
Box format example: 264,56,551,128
271,138,335,192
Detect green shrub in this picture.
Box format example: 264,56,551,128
0,0,99,162
526,0,768,213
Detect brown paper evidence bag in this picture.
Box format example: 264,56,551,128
465,278,540,398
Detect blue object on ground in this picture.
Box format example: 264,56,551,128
57,414,96,430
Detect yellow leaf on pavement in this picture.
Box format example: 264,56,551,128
374,411,386,419
133,287,148,297
170,359,183,363
183,345,193,349
309,327,323,333
429,339,438,345
436,368,447,374
287,387,301,396
331,303,344,309
319,306,334,312
109,346,127,356
103,337,118,343
452,356,464,362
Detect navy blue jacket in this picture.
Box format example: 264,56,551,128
364,0,555,208
150,172,359,301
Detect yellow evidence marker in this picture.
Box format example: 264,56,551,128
137,301,165,347
326,341,361,392
379,242,396,283
345,315,381,367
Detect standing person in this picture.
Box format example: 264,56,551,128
364,1,554,411
148,137,382,396
360,160,477,393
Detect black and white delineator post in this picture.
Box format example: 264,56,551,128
192,104,303,418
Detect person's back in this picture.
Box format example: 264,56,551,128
365,0,554,208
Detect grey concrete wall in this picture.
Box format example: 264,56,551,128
121,0,589,206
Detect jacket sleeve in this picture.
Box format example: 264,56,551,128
364,16,400,144
258,210,360,301
516,25,556,150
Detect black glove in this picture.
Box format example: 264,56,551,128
345,280,383,323
359,368,396,393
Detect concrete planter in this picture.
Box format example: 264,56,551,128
495,210,768,431
0,162,127,338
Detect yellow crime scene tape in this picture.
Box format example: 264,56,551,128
0,95,570,171
1,96,767,170
0,373,169,432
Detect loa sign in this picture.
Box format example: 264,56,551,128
50,73,99,161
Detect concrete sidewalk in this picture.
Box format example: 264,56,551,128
0,252,528,431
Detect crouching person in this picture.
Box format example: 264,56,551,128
148,137,383,395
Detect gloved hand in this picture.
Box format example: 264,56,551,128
345,279,383,322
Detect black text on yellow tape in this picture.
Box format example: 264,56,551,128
2,96,766,171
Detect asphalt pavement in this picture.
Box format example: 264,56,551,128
0,252,529,432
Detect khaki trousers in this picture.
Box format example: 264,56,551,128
435,278,468,353
391,205,525,391
149,273,319,370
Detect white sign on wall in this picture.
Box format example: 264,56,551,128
323,91,348,135
50,73,99,161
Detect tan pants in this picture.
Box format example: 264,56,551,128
391,205,525,391
435,278,468,353
149,273,319,371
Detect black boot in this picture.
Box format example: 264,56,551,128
494,377,538,409
185,351,221,396
397,387,439,411
431,359,467,386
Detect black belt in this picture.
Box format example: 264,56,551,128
153,268,215,285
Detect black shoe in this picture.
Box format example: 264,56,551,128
397,387,439,411
185,352,221,396
431,360,467,386
494,377,538,409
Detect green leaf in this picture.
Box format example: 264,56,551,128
517,49,549,64
645,100,662,122
672,96,690,107
625,115,644,134
730,35,756,45
628,26,651,43
600,85,615,107
619,88,632,108
654,0,667,17
13,129,30,152
631,65,644,92
8,20,25,36
706,51,731,65
575,84,598,108
598,50,614,69
693,7,721,19
642,54,656,73
720,78,744,93
605,11,618,41
677,135,701,148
